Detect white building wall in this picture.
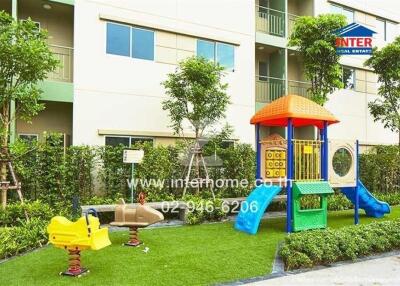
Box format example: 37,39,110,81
73,0,256,146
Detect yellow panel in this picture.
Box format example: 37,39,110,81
266,151,274,160
274,161,280,168
273,169,280,177
278,160,285,168
265,169,273,178
280,169,286,176
267,160,274,168
280,151,286,159
303,145,313,154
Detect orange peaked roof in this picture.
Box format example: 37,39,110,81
250,94,339,128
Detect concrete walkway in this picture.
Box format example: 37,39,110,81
246,254,400,286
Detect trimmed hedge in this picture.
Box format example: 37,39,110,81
280,219,400,270
0,218,48,259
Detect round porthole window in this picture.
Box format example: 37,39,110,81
332,148,352,177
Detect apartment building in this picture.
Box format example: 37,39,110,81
1,0,399,148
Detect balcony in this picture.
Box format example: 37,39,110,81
255,76,285,103
255,6,285,37
288,14,299,37
48,45,73,83
288,80,311,98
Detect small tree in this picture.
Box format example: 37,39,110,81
365,37,400,147
0,12,58,203
288,14,347,105
162,56,230,195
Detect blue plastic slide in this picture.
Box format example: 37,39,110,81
341,180,390,218
235,184,282,234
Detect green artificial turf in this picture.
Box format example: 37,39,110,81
1,206,399,286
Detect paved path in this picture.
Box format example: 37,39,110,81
246,254,400,286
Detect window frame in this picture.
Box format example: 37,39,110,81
196,39,235,71
329,4,354,24
18,133,39,142
106,21,155,61
105,135,154,147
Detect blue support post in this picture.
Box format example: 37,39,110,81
355,140,360,225
322,121,328,181
319,128,324,177
286,119,293,233
255,124,261,180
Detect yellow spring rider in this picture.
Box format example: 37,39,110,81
47,209,111,277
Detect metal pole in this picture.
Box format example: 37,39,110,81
256,124,261,180
286,119,293,233
355,140,360,225
322,121,328,180
10,0,17,144
131,163,135,203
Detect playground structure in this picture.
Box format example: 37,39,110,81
47,209,111,277
110,195,164,247
235,94,390,234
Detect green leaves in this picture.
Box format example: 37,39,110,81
365,37,400,144
0,11,59,143
288,14,347,105
162,56,230,137
280,219,400,270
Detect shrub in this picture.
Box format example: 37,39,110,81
184,196,227,225
280,219,400,270
0,218,48,259
360,145,400,193
0,201,54,227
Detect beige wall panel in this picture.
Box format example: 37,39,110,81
155,46,177,64
355,11,366,24
366,82,377,94
155,31,177,48
365,14,376,27
366,71,378,82
177,49,194,62
355,69,366,81
177,35,196,52
355,80,366,93
154,137,176,146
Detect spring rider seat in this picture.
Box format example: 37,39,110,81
47,209,111,277
110,193,164,246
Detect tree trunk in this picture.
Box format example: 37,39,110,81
1,104,10,209
195,129,200,195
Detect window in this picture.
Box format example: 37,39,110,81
386,21,397,42
132,28,154,60
106,22,154,60
106,23,131,57
216,43,234,70
18,134,38,143
197,40,215,62
196,39,235,70
376,18,398,42
376,18,386,41
342,67,355,90
105,136,154,147
258,61,268,81
330,4,354,24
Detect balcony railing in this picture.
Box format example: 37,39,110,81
255,5,285,37
288,80,311,98
255,75,285,103
47,44,73,83
288,13,299,37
